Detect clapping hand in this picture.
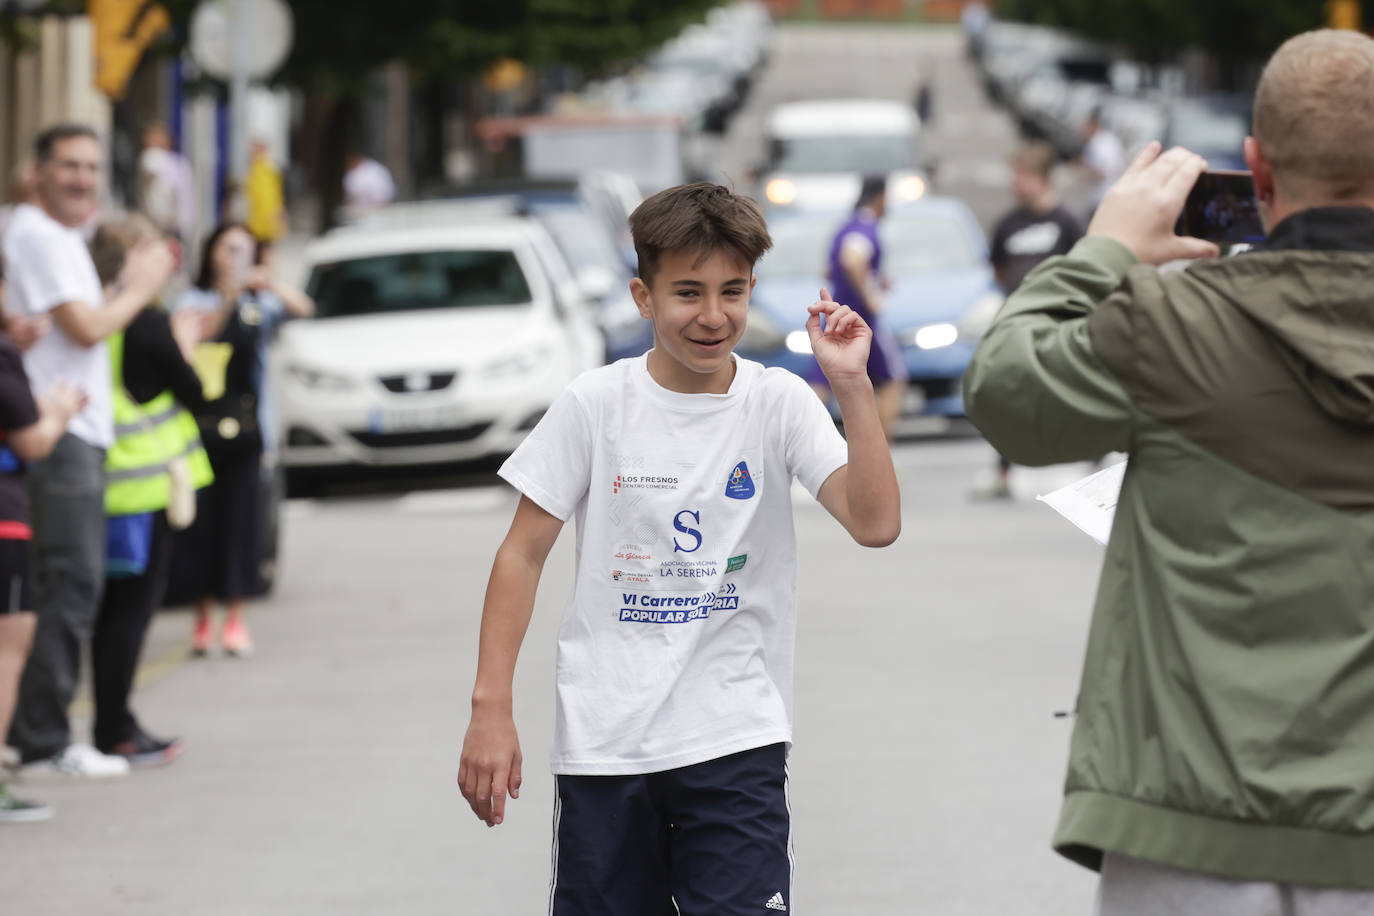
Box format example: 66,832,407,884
40,382,88,423
4,313,50,352
121,239,177,301
807,288,873,388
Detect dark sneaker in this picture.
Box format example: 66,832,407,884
103,729,185,770
0,782,53,823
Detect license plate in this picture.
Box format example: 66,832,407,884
367,405,465,434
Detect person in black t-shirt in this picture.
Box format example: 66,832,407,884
0,257,84,822
975,142,1084,500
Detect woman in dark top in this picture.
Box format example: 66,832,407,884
0,256,84,820
87,216,206,766
174,223,312,658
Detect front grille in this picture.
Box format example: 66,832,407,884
287,426,329,447
349,423,492,448
379,372,457,394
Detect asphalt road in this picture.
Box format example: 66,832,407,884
2,25,1109,916
4,438,1104,915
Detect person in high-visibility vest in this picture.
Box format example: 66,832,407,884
86,216,213,768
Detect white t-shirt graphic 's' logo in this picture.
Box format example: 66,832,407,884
672,509,702,553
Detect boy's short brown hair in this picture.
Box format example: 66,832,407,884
629,183,772,284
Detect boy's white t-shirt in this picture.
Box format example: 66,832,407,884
499,353,849,776
0,203,112,448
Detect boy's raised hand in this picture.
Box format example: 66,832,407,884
807,288,873,387
458,710,523,827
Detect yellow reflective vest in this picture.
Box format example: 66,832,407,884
105,329,214,516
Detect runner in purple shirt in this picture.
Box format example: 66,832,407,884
826,176,907,440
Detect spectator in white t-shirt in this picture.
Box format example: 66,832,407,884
1080,107,1126,211
1,124,173,780
342,152,396,217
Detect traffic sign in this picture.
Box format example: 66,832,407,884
189,0,293,81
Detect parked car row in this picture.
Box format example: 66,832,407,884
577,1,772,135
970,18,1251,170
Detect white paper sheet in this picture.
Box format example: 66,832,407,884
1036,461,1127,546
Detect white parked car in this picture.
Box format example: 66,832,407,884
278,205,606,494
759,98,929,214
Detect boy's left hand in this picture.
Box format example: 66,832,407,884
807,288,872,387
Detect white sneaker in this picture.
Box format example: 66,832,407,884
18,743,130,781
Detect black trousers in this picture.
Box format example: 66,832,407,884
92,510,175,751
9,434,107,761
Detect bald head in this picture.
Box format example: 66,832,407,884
1253,29,1374,201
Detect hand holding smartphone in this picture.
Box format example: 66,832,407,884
1176,170,1265,252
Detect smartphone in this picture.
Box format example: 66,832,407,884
1176,170,1265,250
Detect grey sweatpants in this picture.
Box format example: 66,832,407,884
7,434,106,760
1096,853,1374,916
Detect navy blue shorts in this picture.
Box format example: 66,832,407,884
549,743,792,916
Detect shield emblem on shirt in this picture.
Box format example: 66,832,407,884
725,461,755,500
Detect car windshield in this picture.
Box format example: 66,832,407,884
772,134,913,173
1167,107,1250,157
307,249,532,319
534,206,625,275
756,210,980,280
882,213,982,274
754,217,841,280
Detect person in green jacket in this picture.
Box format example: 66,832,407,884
965,28,1374,913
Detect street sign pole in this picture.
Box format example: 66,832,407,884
189,0,292,217
230,0,250,191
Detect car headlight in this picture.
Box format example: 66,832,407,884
911,322,959,350
737,310,786,354
892,174,926,202
484,348,552,380
288,366,354,391
765,178,796,206
958,291,1007,342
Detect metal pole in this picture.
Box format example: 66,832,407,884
230,0,251,211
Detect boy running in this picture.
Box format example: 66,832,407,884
458,183,900,914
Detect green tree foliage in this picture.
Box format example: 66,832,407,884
998,0,1329,68
147,0,723,93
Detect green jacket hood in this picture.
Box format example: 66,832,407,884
1187,250,1374,425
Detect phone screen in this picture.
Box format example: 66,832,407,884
1176,170,1265,251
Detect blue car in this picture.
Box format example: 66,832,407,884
737,196,1005,417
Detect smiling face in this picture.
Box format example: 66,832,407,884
630,247,756,394
37,135,101,228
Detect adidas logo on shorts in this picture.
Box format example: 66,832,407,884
765,892,787,911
